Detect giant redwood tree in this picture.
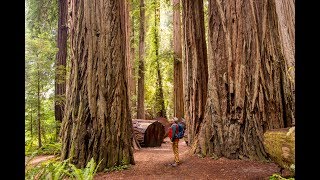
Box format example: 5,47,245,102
137,0,146,119
173,0,184,119
60,0,135,170
181,0,208,145
55,0,68,136
192,0,295,160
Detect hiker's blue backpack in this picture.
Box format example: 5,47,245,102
168,123,185,140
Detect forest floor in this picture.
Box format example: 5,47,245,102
26,137,281,179
25,155,56,167
94,137,281,180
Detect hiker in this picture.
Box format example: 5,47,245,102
169,117,186,167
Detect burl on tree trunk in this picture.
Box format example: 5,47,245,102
132,119,165,147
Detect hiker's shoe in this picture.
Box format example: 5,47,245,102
171,163,178,167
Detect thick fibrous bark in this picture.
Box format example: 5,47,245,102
55,0,68,123
194,0,295,161
181,0,208,145
173,0,184,119
125,0,136,109
137,0,146,119
61,0,135,171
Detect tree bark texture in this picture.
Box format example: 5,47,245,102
61,0,135,171
137,0,146,119
193,0,295,161
154,117,171,138
125,0,136,110
173,0,184,119
55,0,68,123
129,0,137,119
132,119,165,147
181,0,208,145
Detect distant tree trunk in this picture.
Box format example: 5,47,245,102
173,0,184,119
125,0,135,105
193,0,295,161
125,0,141,151
37,65,42,148
30,106,33,138
129,0,137,119
55,0,68,127
181,0,208,145
61,0,135,171
137,0,145,119
153,0,166,118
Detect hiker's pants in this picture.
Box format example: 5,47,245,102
172,139,179,163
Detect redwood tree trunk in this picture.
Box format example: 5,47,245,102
30,107,33,138
193,0,295,161
173,0,184,119
137,0,146,119
61,0,135,171
181,0,208,145
125,0,135,108
37,66,42,148
55,0,68,125
55,0,68,141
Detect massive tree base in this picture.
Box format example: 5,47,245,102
186,0,295,162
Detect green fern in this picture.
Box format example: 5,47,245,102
69,158,102,180
269,173,294,180
25,157,101,180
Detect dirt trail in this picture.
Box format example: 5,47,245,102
25,155,56,167
94,137,281,180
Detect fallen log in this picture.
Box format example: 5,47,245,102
132,119,165,147
153,117,172,139
263,126,295,177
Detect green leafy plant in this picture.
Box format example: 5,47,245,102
269,173,294,180
25,158,71,180
25,157,101,180
25,142,61,156
69,158,102,180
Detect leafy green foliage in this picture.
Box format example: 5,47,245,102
69,158,102,180
130,0,175,118
25,0,59,150
142,0,174,118
25,31,58,148
25,158,101,180
269,174,294,180
26,158,71,180
25,0,58,35
25,142,61,156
